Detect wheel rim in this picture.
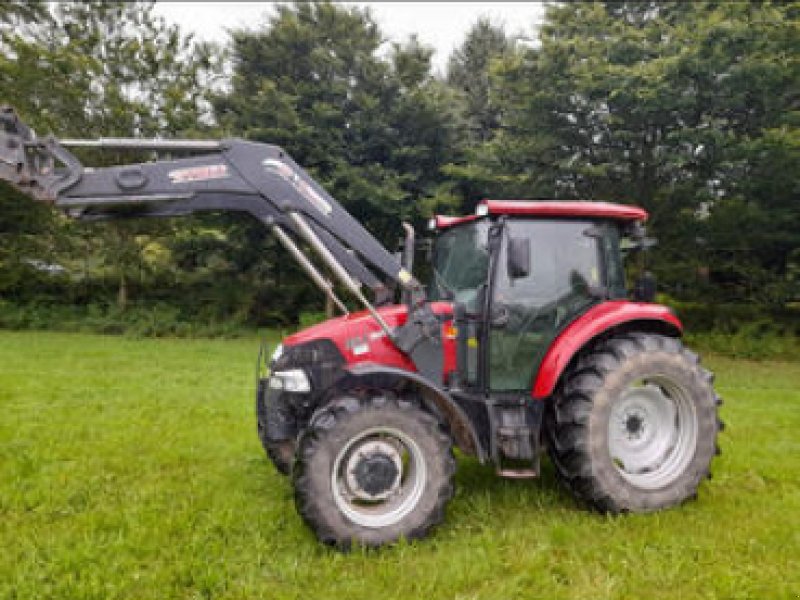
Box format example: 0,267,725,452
608,375,698,490
331,426,427,528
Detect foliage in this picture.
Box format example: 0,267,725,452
0,0,798,329
447,17,514,144
217,1,461,236
0,0,219,309
203,1,467,320
1,331,799,598
0,299,257,338
688,328,800,362
0,1,217,136
455,1,800,306
667,296,800,360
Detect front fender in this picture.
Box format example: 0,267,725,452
531,301,682,399
340,363,486,461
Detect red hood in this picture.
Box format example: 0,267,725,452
284,302,453,346
283,302,455,373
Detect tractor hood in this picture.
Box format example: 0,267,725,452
283,302,454,372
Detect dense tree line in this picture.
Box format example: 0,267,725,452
0,1,797,333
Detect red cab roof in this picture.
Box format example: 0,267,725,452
433,214,480,229
434,200,648,230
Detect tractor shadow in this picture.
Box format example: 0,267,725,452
449,454,578,520
241,447,581,548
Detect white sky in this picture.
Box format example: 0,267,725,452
152,2,547,73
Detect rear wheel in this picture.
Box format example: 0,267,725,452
546,333,722,513
293,392,455,548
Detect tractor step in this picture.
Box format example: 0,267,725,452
497,468,538,479
491,399,544,479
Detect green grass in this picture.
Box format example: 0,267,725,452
1,331,798,599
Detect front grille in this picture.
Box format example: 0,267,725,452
272,338,343,370
260,339,347,440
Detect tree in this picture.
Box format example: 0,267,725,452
220,2,446,230
446,18,513,143
0,1,48,26
387,36,467,218
460,1,800,305
0,1,219,309
215,1,462,319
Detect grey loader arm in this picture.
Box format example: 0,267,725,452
0,107,443,373
0,107,422,307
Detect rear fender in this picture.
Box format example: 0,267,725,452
335,363,486,461
532,301,683,399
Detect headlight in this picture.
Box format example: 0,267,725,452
270,344,284,363
268,368,311,393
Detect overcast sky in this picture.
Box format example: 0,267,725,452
152,2,547,73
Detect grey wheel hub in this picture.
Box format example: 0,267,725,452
608,376,698,490
344,439,402,501
332,426,427,528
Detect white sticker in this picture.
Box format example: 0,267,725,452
169,164,229,183
352,343,369,356
263,158,332,216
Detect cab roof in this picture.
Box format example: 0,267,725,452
434,200,648,230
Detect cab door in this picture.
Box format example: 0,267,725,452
487,219,606,392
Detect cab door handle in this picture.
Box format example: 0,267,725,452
490,306,510,328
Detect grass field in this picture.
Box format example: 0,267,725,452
1,330,798,599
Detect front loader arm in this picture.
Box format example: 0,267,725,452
1,107,444,370
0,107,418,303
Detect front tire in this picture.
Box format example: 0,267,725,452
546,333,722,513
293,392,456,548
256,392,295,475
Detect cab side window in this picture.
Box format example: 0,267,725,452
489,219,601,391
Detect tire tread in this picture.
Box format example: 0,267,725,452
293,392,455,548
545,333,720,513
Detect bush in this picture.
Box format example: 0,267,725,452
653,296,799,360
687,324,800,361
2,298,798,361
298,311,328,328
661,297,799,334
0,300,257,339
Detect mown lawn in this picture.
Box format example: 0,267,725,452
0,330,798,599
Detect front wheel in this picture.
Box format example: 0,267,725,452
546,333,722,513
293,392,455,548
256,389,295,475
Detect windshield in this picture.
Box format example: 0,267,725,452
430,221,490,310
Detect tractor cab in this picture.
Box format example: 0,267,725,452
430,200,647,394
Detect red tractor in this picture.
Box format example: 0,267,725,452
1,108,721,548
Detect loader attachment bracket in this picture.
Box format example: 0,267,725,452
1,107,82,203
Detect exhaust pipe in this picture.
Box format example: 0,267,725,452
401,222,415,273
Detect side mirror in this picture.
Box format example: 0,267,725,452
633,271,657,302
507,237,530,279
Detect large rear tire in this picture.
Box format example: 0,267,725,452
293,391,455,548
546,333,722,513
